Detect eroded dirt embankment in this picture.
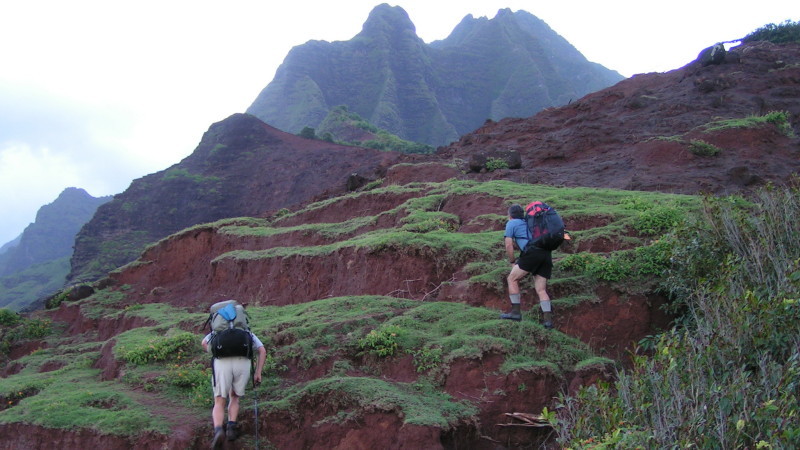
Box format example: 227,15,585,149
0,423,201,450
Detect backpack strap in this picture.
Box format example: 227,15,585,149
211,356,217,387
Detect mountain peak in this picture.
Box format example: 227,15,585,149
359,3,416,37
248,6,623,146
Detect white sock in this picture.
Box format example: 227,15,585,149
540,300,551,312
509,293,521,304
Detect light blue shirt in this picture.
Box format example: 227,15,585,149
504,218,530,251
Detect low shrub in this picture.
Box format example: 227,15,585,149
485,158,510,171
119,331,197,365
553,186,800,448
742,20,800,44
358,325,403,357
0,308,20,327
688,139,721,156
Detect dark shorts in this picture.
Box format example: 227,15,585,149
518,247,553,279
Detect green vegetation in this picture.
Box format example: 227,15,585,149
553,186,800,448
742,20,800,44
1,316,52,356
701,111,795,138
0,308,20,326
208,180,695,301
298,126,317,139
268,376,476,428
315,106,435,154
650,112,796,157
117,330,196,365
162,168,221,184
0,258,71,312
688,139,721,156
246,297,598,379
0,367,170,436
485,157,510,171
358,325,403,357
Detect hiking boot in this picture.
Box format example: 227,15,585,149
226,422,240,441
542,311,554,329
211,427,225,449
500,303,522,321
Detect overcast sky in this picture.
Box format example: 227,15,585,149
0,0,796,245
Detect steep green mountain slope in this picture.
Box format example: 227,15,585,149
0,258,70,311
0,188,109,311
247,5,623,146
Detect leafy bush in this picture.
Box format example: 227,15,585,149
358,325,403,357
688,139,721,156
0,308,20,327
633,205,684,235
22,319,51,339
554,186,800,448
560,252,633,282
120,331,197,365
158,362,212,407
632,238,672,276
298,127,316,139
742,20,800,44
485,158,510,171
764,110,796,137
410,346,443,373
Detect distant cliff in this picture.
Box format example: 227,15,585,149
247,4,623,146
0,188,109,310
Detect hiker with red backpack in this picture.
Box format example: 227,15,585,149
201,300,267,448
502,202,567,328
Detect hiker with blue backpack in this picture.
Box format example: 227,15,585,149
502,202,567,328
201,300,267,448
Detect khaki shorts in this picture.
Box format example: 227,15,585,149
212,357,251,398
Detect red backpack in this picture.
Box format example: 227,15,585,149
524,201,566,251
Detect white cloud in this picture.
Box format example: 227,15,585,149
0,143,82,240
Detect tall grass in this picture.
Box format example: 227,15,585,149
553,185,800,448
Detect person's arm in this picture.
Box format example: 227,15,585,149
504,237,516,264
254,346,267,384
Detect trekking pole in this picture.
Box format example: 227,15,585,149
254,381,260,449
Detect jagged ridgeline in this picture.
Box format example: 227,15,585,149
1,178,696,447
247,4,623,146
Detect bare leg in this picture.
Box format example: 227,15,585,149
507,265,529,295
533,275,550,303
212,396,226,427
534,275,553,328
228,392,240,422
503,265,529,321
